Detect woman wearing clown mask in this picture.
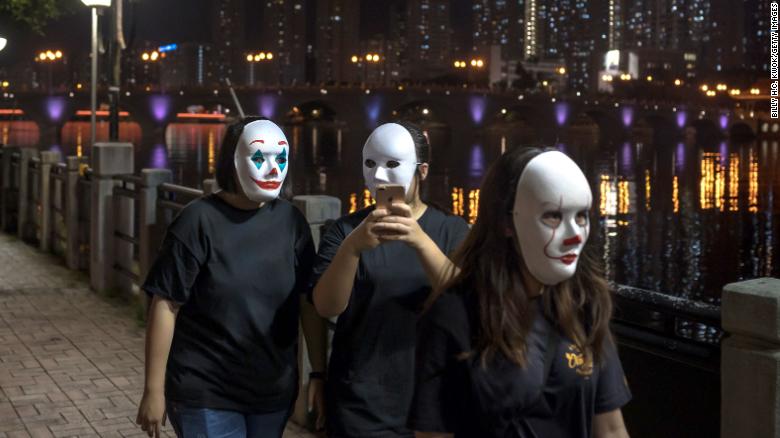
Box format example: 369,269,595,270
409,147,631,438
311,122,470,437
136,117,327,438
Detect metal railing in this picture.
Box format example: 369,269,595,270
1,150,20,233
0,145,728,374
612,284,721,372
23,157,40,243
157,183,203,213
76,166,92,271
112,174,142,285
50,162,67,255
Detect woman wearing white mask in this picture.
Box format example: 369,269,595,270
410,147,631,438
136,117,326,438
312,122,469,437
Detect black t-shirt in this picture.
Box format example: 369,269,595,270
410,288,632,438
142,194,315,414
312,206,469,438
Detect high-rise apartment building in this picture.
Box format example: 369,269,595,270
407,0,453,80
314,0,361,84
211,0,245,82
743,0,769,73
471,0,523,59
618,0,743,74
262,0,307,85
522,0,604,91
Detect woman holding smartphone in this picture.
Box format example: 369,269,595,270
410,147,631,438
135,117,326,438
312,122,469,437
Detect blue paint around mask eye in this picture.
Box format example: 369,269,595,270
277,148,288,172
251,150,265,170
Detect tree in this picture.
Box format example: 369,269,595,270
0,0,78,34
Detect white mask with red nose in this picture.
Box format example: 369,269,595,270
512,151,592,286
234,120,289,203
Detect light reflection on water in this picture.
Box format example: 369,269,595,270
6,120,778,304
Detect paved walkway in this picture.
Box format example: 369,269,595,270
0,233,315,438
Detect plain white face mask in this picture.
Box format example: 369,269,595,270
362,123,419,198
234,120,289,203
512,151,593,286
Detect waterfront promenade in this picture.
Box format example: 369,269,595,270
0,232,315,438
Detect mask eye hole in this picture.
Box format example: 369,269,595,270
251,152,265,164
365,159,376,168
541,211,562,228
386,160,400,169
276,156,287,164
575,210,589,226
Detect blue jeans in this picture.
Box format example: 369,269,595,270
167,403,290,438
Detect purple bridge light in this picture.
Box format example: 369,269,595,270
621,107,634,128
676,111,687,128
469,96,486,125
45,97,66,122
719,114,729,130
150,95,171,123
555,103,569,126
258,95,277,119
365,96,382,127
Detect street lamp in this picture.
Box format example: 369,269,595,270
246,52,273,86
35,49,65,93
81,0,112,148
0,38,7,53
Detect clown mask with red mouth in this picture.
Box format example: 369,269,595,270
234,120,289,203
512,151,592,286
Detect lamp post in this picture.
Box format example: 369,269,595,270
35,50,64,93
350,53,381,85
140,50,161,91
82,0,111,148
246,52,273,87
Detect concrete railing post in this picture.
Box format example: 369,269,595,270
139,169,172,284
290,195,341,428
64,157,81,270
202,178,218,195
38,151,61,252
722,278,780,438
292,195,342,251
0,146,18,231
17,148,37,240
90,143,134,293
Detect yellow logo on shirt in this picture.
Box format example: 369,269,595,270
565,344,594,377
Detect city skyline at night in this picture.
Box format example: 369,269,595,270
0,1,769,94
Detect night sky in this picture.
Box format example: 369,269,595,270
0,0,471,66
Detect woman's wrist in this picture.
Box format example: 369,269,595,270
342,233,362,258
143,385,164,396
411,232,434,252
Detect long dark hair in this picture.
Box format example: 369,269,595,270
392,120,448,213
430,146,613,367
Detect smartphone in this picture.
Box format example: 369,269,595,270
375,184,406,210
